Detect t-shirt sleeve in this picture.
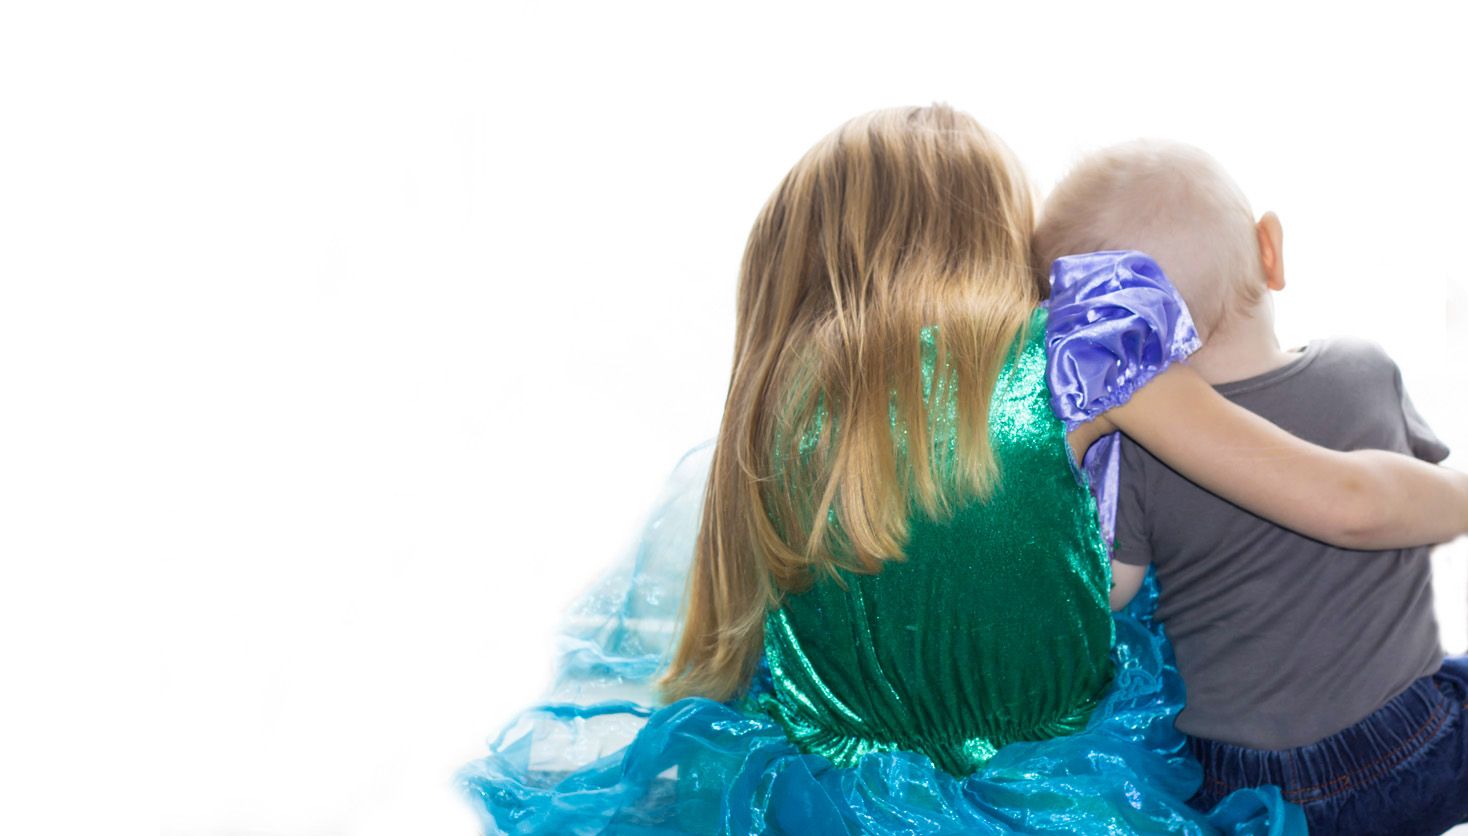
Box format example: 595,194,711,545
1393,364,1451,463
1044,250,1202,429
1110,435,1154,567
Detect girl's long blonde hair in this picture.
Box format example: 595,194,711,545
662,105,1042,702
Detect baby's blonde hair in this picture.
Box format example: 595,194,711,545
1035,140,1261,336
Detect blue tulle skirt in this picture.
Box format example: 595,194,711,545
458,443,1306,834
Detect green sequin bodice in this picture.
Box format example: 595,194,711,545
760,308,1114,776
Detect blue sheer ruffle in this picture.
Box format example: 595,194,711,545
458,442,1306,834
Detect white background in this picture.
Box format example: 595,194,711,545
2,2,1465,834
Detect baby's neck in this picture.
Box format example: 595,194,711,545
1185,307,1299,387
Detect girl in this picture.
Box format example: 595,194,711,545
461,105,1468,834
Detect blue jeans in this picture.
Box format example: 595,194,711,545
1187,655,1468,835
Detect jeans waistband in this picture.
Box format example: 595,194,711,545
1189,671,1456,805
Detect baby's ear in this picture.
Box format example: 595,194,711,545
1256,211,1285,291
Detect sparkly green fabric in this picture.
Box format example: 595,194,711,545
760,308,1115,777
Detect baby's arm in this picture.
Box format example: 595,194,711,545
1097,364,1468,550
1109,562,1146,611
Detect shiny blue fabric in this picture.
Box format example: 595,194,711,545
1046,251,1202,548
458,438,1305,834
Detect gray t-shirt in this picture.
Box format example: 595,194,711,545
1113,337,1449,750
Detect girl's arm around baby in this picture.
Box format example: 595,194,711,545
1097,364,1468,550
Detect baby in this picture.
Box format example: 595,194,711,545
1036,141,1468,836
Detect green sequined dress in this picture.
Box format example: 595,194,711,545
762,308,1114,777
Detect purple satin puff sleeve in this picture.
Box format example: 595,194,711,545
1045,251,1201,429
1044,251,1201,546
